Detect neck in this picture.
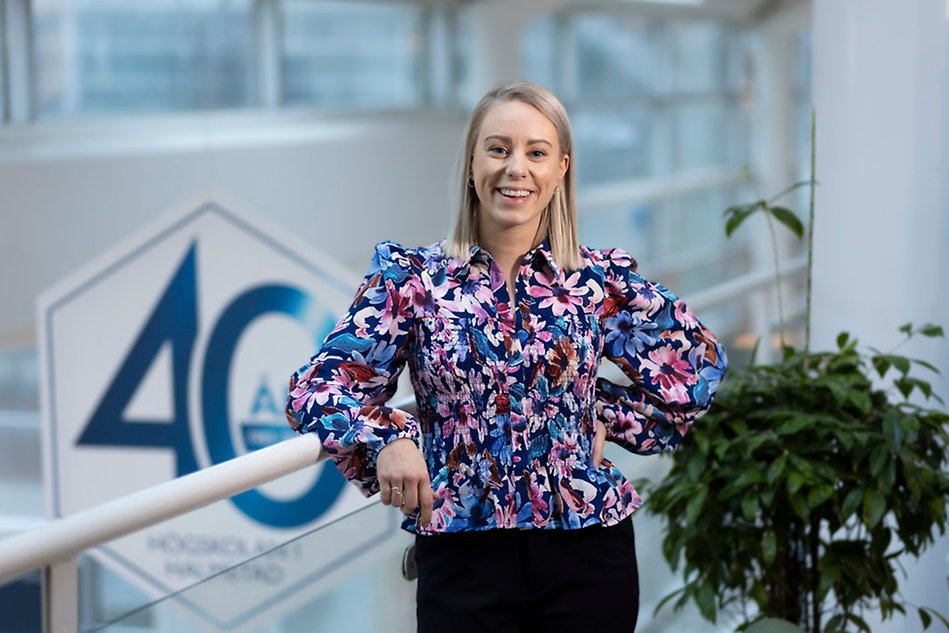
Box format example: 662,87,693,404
477,218,543,268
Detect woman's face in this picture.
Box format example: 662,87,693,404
471,100,569,239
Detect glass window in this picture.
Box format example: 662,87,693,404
523,8,753,290
521,14,557,91
567,13,664,100
671,20,725,94
32,0,255,118
571,105,656,186
527,11,747,186
672,100,734,171
725,29,754,95
281,0,425,109
579,201,658,264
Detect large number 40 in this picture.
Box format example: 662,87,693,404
77,243,345,528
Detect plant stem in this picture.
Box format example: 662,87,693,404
804,107,816,373
765,207,787,350
810,514,821,633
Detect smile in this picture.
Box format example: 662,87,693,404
497,188,533,198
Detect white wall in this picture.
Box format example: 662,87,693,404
813,1,949,630
0,111,467,339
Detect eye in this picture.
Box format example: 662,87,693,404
529,149,548,158
487,146,508,156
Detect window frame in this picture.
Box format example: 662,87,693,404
0,0,457,127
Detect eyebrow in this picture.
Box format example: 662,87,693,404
483,134,553,147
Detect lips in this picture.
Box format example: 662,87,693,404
497,187,534,199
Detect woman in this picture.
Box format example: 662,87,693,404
286,80,728,632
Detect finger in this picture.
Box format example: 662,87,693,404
419,481,434,527
593,422,605,468
401,480,419,516
379,479,392,506
391,484,405,509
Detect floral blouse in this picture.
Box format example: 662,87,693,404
286,239,727,535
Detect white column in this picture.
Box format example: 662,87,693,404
812,2,949,631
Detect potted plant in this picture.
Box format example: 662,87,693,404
643,112,949,632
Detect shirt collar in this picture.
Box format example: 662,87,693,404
448,237,559,280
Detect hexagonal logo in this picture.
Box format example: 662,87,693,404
39,199,399,628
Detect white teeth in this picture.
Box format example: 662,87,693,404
499,188,531,197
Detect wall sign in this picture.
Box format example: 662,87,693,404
39,200,395,628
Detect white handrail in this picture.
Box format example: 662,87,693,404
0,433,324,585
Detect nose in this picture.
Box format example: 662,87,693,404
506,153,528,178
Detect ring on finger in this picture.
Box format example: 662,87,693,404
391,486,404,506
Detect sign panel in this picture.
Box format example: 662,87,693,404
39,199,397,628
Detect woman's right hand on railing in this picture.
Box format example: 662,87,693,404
377,438,433,528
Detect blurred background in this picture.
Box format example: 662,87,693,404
0,0,946,632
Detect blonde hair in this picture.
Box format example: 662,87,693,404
446,80,580,271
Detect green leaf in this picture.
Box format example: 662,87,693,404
911,358,940,374
836,332,850,349
895,377,914,399
767,454,788,484
879,354,911,375
724,203,760,237
687,453,707,482
818,565,841,600
919,323,945,337
769,206,805,239
686,487,708,525
919,607,932,629
921,607,949,628
872,355,892,378
694,431,711,456
696,581,717,622
899,322,913,335
768,179,814,204
841,487,863,520
808,484,834,510
742,491,758,521
849,390,872,414
778,415,813,435
824,379,850,405
862,488,886,528
898,415,921,443
848,613,872,632
882,409,903,451
911,377,934,400
762,530,776,564
752,582,768,609
870,445,888,477
789,491,810,521
837,430,855,451
787,471,808,495
882,459,897,488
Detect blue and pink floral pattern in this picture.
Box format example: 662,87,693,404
286,239,727,534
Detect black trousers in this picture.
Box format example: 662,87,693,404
415,517,639,633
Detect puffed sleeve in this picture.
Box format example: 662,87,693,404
286,241,420,496
595,248,728,454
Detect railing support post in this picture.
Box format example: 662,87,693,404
42,557,78,633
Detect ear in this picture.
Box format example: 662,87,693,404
558,153,570,182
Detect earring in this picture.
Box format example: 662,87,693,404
468,175,475,188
